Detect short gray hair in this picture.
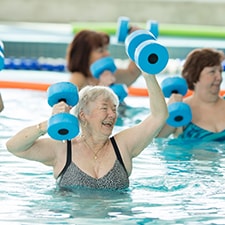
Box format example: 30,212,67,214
72,85,119,118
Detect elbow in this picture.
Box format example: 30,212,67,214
6,139,20,155
6,139,14,153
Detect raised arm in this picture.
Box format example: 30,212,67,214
114,60,142,86
115,72,168,157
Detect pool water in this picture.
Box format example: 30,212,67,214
1,88,225,225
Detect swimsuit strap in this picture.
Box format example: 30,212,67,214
110,136,127,175
58,138,127,178
57,140,72,178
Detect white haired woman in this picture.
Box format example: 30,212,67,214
6,74,168,190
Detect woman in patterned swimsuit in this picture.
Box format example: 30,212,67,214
6,73,168,190
158,48,225,141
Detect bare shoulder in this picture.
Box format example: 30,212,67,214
69,72,87,89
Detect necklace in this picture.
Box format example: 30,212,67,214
83,137,108,160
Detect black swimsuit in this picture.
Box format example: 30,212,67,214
57,137,129,190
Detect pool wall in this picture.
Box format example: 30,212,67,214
0,0,225,26
2,23,225,61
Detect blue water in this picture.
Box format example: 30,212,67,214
1,87,225,225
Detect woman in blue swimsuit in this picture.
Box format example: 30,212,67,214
6,73,168,190
158,48,225,141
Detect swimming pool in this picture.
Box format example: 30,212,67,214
1,21,225,223
1,81,225,224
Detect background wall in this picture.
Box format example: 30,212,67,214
1,0,225,26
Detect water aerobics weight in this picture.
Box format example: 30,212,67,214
161,77,192,127
90,56,128,102
125,29,169,74
47,82,80,140
116,16,159,43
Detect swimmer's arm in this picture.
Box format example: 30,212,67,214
116,74,168,157
156,125,178,138
114,60,142,86
6,121,57,166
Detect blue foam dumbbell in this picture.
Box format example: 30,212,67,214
47,82,80,140
116,16,130,43
125,29,169,74
161,77,192,127
90,56,128,102
146,20,159,39
116,16,159,43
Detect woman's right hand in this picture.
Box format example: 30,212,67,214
167,93,183,105
52,101,72,116
98,70,116,86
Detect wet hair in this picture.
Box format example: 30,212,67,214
73,85,119,119
182,48,225,90
66,30,110,77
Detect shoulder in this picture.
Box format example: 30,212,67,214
70,72,88,89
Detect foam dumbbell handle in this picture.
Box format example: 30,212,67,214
167,102,192,127
116,16,130,43
161,77,188,98
48,113,80,141
47,82,79,107
90,57,117,79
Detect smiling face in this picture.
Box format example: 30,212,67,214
75,86,119,139
83,95,117,137
195,65,223,96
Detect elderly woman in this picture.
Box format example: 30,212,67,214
6,73,168,190
67,29,141,90
158,48,225,141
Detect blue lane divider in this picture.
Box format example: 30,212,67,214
3,57,66,72
0,40,4,71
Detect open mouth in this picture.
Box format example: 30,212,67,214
102,121,113,127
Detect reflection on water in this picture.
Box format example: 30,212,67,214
1,89,225,224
